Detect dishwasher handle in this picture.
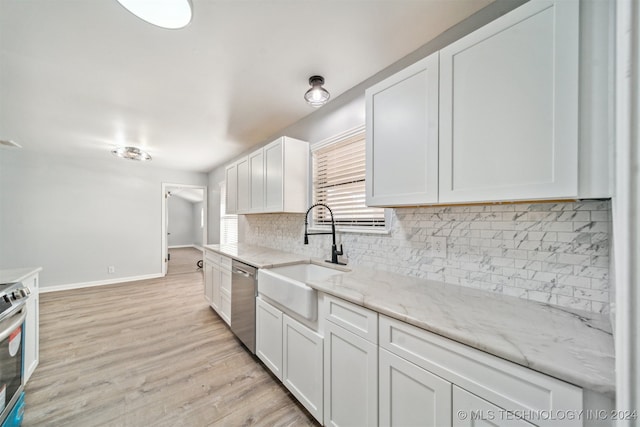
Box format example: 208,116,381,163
232,267,253,278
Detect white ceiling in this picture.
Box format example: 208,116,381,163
0,0,492,173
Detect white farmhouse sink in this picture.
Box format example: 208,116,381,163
257,263,348,321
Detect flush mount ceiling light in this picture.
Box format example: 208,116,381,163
115,0,192,29
304,75,330,108
111,146,152,161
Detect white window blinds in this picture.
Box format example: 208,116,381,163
220,183,238,244
312,132,385,229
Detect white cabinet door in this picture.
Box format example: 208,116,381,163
264,139,284,212
366,52,439,206
225,136,308,214
212,264,222,312
23,272,39,384
219,268,231,325
282,314,323,423
379,348,452,427
439,0,579,203
453,386,535,427
220,289,231,325
249,149,265,212
324,320,377,427
236,157,250,214
204,263,214,305
255,297,283,380
224,163,238,214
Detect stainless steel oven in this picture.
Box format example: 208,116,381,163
0,282,30,427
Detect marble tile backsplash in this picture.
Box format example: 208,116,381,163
241,200,611,314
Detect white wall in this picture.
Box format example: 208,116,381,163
0,150,207,289
168,195,195,247
207,167,225,245
192,201,203,247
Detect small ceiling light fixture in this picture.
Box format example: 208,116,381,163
111,146,152,161
115,0,192,30
304,75,330,107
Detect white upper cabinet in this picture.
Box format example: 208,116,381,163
364,0,612,206
225,137,309,215
438,0,579,203
264,139,285,212
236,157,250,213
263,137,309,213
249,149,265,212
224,162,238,214
365,52,439,207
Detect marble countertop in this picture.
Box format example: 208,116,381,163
0,267,42,284
203,244,308,268
204,244,615,396
308,267,614,396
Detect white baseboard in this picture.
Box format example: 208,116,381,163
168,244,202,249
41,273,164,293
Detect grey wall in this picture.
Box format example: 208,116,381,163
167,195,195,247
206,0,526,243
0,150,207,289
192,201,204,247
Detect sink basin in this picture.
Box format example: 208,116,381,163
257,263,347,321
268,263,348,283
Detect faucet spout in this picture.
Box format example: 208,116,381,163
303,203,346,265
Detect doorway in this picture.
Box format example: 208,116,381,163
161,183,207,276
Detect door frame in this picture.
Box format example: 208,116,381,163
161,182,208,276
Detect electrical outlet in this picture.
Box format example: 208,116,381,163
108,266,115,274
431,237,447,258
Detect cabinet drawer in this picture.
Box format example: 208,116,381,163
204,250,220,265
379,315,582,423
323,294,378,343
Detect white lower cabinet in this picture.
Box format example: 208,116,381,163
282,315,323,422
204,250,232,325
453,386,535,427
255,297,283,380
204,263,214,305
254,289,596,427
380,315,583,427
379,347,452,427
323,319,378,427
255,296,323,424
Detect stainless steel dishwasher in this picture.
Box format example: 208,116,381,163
230,260,257,353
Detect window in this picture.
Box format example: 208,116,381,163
312,128,385,230
220,182,238,244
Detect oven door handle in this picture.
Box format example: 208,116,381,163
0,307,27,342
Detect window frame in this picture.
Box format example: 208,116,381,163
309,125,391,235
219,181,238,244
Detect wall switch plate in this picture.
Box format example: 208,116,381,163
108,266,115,274
431,237,447,258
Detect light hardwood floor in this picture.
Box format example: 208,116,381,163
25,272,318,426
167,247,203,276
